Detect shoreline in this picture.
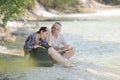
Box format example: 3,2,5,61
6,59,120,80
5,8,120,28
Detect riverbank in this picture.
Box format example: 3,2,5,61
59,8,120,18
4,8,120,28
6,58,120,80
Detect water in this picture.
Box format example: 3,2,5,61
61,16,120,72
1,16,120,73
27,16,120,72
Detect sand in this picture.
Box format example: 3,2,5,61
7,58,120,80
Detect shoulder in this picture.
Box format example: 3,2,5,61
59,32,63,35
26,33,36,40
58,33,65,38
30,33,36,38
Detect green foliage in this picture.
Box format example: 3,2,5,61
38,0,79,11
0,0,35,28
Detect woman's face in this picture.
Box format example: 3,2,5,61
52,24,61,34
41,31,49,39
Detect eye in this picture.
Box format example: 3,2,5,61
55,28,58,30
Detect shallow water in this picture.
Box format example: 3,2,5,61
1,16,120,74
28,16,120,72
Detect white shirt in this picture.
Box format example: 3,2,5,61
50,33,67,47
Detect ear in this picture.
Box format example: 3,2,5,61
41,30,43,33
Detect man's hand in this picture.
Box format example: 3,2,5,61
63,45,72,50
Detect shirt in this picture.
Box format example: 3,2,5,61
50,33,67,47
24,33,50,50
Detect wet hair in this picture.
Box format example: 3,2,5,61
37,26,48,33
51,22,61,33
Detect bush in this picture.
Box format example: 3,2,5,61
0,0,35,28
38,0,79,11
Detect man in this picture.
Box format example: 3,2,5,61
49,22,75,59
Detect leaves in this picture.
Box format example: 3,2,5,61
38,0,79,10
0,0,35,28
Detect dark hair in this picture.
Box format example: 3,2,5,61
51,22,61,33
37,27,48,33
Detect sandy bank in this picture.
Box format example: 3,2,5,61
8,59,120,80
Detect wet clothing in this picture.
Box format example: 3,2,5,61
24,33,53,67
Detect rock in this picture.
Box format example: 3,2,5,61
0,74,9,80
1,28,16,42
2,35,16,42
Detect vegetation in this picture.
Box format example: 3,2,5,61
0,0,35,28
0,0,120,28
38,0,79,11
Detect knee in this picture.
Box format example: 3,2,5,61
48,47,54,51
48,47,52,54
71,47,75,54
48,47,56,54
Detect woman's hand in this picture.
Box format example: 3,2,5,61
34,45,39,48
63,45,72,50
34,45,45,49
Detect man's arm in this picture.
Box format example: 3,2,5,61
53,46,64,51
53,45,71,51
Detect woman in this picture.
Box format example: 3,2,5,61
24,27,74,67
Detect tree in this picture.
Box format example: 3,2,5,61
0,0,35,28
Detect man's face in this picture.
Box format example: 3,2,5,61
52,24,61,34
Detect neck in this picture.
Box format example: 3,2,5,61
52,33,58,38
41,35,44,40
36,33,43,39
36,33,40,38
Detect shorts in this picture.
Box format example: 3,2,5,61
59,49,68,55
51,50,68,63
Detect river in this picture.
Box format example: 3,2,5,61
26,16,120,72
1,15,120,75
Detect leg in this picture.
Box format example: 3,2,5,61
48,47,67,64
63,48,75,59
48,47,74,67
